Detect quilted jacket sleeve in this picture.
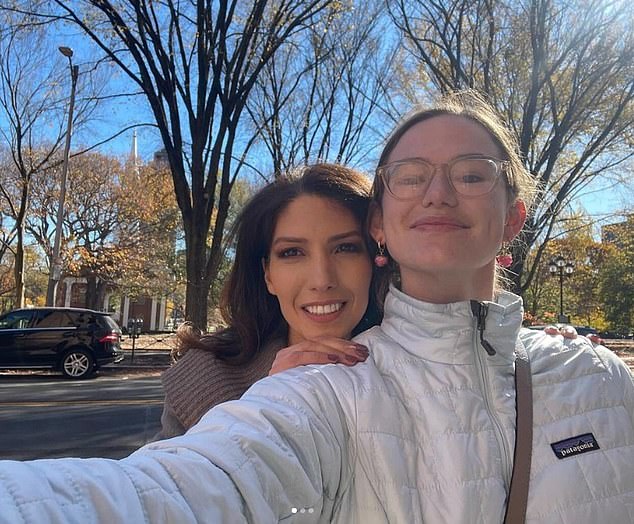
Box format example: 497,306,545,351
0,368,351,524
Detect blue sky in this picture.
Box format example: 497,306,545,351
87,94,631,228
12,17,634,230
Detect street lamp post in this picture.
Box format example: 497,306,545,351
548,255,575,323
46,47,79,306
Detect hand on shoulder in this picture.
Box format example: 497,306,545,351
269,337,369,376
543,325,606,346
544,325,578,339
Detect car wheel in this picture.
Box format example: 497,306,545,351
61,349,95,379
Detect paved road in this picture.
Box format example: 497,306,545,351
0,371,164,460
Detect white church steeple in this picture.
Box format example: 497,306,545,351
130,130,140,174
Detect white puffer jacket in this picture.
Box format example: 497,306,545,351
0,288,632,523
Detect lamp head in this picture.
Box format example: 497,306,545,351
58,46,74,58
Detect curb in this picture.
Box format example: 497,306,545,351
101,351,171,372
104,365,170,370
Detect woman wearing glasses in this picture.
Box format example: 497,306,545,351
0,92,632,523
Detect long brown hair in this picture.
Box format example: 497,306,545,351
175,163,383,364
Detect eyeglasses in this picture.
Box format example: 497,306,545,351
377,156,508,199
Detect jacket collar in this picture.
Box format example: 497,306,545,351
378,285,524,365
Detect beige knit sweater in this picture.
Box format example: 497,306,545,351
156,342,281,439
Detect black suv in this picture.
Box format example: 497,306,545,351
0,307,123,379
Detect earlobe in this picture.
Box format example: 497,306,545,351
504,199,527,242
262,258,276,295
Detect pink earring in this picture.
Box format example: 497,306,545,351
496,244,513,268
374,241,389,267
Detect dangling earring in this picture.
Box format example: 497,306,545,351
374,241,389,267
496,243,513,268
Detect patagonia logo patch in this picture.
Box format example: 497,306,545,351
551,433,600,459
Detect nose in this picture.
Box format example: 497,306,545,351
421,166,458,207
308,252,338,291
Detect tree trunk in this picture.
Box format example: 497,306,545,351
184,226,210,331
94,280,108,312
85,275,98,310
13,182,29,308
14,226,25,308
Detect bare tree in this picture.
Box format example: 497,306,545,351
31,0,339,329
246,1,398,177
391,0,634,294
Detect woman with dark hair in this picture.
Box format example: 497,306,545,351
1,93,631,523
158,162,384,438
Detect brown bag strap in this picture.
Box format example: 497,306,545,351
504,343,533,524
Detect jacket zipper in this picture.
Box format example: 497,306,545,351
470,300,512,488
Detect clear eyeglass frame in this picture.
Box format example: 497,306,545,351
377,156,509,200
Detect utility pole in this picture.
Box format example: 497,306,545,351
46,46,78,306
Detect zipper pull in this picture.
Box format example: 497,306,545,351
470,300,496,356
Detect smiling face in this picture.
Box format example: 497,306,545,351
371,114,526,302
264,195,372,346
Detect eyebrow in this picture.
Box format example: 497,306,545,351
393,153,498,164
271,229,363,247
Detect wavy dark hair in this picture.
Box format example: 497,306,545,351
175,163,383,364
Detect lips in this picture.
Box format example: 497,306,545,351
410,216,467,230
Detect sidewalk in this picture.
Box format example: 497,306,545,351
101,348,172,376
116,349,172,368
110,333,176,371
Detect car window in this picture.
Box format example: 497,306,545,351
33,310,76,328
77,312,106,329
0,310,34,329
68,312,87,327
99,315,120,331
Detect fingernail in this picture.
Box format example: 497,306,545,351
345,355,358,364
355,348,368,359
328,354,339,362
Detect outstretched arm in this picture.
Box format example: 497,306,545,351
0,369,350,523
